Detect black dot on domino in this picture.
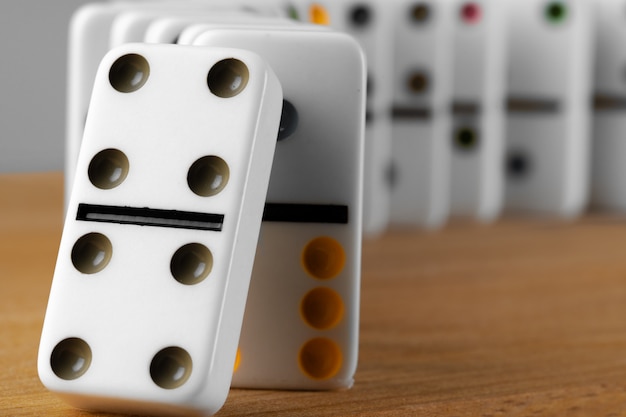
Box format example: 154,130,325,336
407,70,430,94
50,337,92,380
109,54,150,93
88,148,129,190
278,100,299,141
207,59,249,98
187,156,230,197
410,2,431,24
506,151,531,179
349,4,372,27
150,347,193,389
544,1,567,24
71,233,113,274
170,243,213,285
453,127,480,152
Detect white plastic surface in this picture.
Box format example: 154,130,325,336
389,0,453,229
39,43,283,416
449,0,507,222
504,0,593,217
192,26,365,390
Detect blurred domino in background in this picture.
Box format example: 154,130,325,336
39,43,283,416
190,24,365,390
389,0,454,229
449,0,507,222
297,0,393,236
504,0,593,217
591,0,626,212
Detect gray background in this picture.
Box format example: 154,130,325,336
0,0,85,173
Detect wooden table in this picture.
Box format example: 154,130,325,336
2,172,626,416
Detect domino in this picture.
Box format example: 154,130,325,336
39,43,283,416
590,0,626,211
297,0,393,235
449,0,507,221
191,24,365,389
504,0,593,217
388,0,454,228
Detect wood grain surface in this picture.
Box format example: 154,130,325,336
2,172,626,416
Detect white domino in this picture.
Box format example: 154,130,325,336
389,0,454,228
590,0,626,211
449,0,507,221
191,24,365,389
39,43,283,416
294,0,393,236
504,0,593,217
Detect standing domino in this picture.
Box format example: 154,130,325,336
39,44,283,416
590,0,626,211
504,0,593,216
389,0,454,228
298,0,393,235
191,25,365,389
449,0,507,221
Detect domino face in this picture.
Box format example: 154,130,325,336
389,0,453,228
449,0,507,221
298,0,393,235
591,0,626,210
39,44,283,416
192,26,365,390
504,0,593,216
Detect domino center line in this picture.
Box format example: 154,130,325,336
76,204,224,231
262,203,349,224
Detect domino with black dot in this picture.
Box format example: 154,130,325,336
296,0,393,236
504,0,593,217
190,23,365,389
449,0,507,221
39,43,283,416
388,0,454,228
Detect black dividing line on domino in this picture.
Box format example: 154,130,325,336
390,105,432,121
451,101,481,116
506,97,560,114
263,203,349,224
593,94,626,112
76,203,224,231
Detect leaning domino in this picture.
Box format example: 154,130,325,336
39,43,283,416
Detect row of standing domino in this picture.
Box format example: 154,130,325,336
65,0,626,238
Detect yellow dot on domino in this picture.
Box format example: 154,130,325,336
298,338,342,380
300,287,344,330
310,4,331,25
302,237,346,280
233,349,241,373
